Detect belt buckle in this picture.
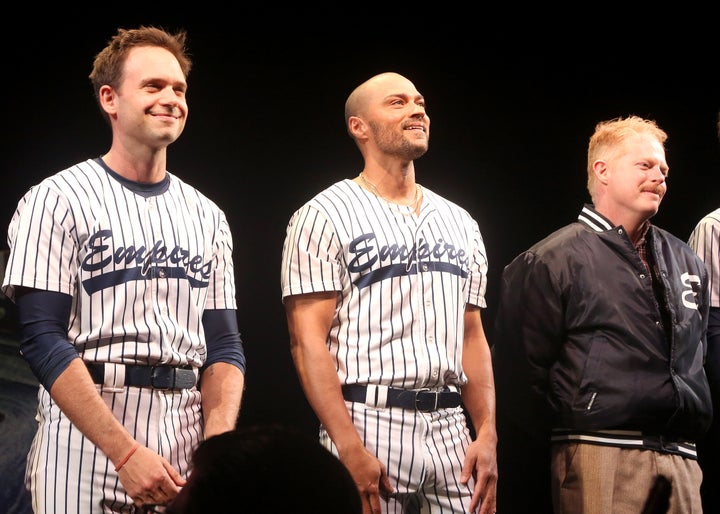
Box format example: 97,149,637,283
174,368,196,389
414,388,438,412
150,366,174,389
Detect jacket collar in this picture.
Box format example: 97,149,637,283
577,204,613,232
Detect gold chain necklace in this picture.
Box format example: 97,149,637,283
359,172,421,213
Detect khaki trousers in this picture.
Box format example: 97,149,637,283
551,443,703,514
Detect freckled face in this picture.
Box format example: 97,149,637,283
605,134,668,218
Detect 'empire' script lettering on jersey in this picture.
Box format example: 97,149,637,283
80,229,212,294
348,233,469,289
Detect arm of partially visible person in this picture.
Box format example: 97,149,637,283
688,216,720,439
459,305,498,514
704,307,720,444
689,216,720,403
199,308,246,438
16,287,185,507
284,291,393,514
707,307,720,393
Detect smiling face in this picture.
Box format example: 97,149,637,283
594,132,668,224
348,72,430,162
99,45,188,151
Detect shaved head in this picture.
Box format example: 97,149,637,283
344,72,416,133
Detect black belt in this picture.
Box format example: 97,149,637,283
341,384,462,412
86,362,196,390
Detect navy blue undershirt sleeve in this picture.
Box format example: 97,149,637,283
201,309,246,374
16,288,78,391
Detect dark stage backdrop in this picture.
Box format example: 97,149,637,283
2,11,719,443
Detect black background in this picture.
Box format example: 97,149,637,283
2,9,719,436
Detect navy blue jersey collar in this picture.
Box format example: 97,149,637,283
94,157,171,197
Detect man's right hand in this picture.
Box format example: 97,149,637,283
340,444,394,514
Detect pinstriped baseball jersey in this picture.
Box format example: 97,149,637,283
689,208,720,308
3,158,236,366
281,178,488,390
2,157,236,512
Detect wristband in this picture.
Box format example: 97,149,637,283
115,443,140,472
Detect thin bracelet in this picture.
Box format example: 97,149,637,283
115,443,140,472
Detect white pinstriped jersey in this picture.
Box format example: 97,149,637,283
3,158,237,367
689,207,720,308
281,178,488,389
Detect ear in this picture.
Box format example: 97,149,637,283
592,159,609,186
348,116,367,140
98,85,118,118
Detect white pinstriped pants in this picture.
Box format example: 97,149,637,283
322,401,475,513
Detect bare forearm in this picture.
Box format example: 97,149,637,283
49,359,136,464
285,293,364,452
463,341,496,432
461,308,497,440
200,362,244,438
292,342,363,453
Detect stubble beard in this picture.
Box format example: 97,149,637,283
371,121,429,161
